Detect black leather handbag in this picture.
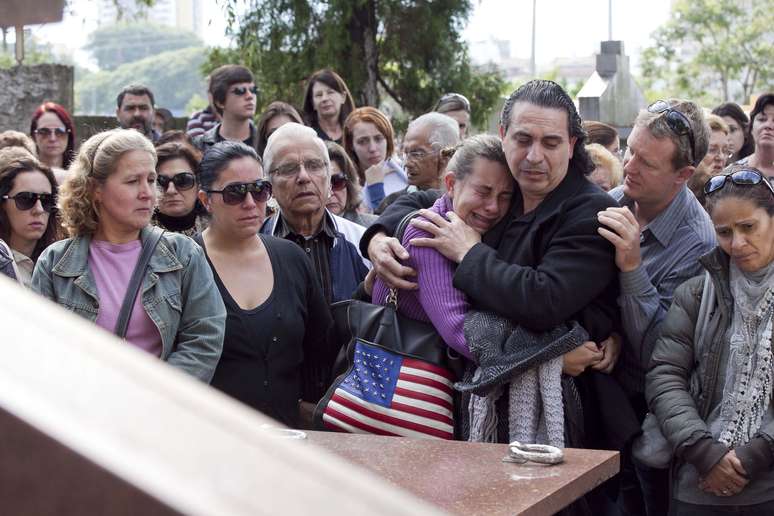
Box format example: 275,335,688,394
314,211,463,439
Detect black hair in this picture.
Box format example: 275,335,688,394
705,165,774,216
749,93,774,141
197,141,261,191
712,101,754,160
302,69,356,129
500,79,595,175
116,84,155,109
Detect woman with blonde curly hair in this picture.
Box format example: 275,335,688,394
31,129,226,382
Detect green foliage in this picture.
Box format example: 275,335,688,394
207,0,507,130
76,46,208,114
0,34,74,68
85,22,203,71
639,0,774,105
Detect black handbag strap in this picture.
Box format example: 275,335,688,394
114,228,165,338
386,209,422,308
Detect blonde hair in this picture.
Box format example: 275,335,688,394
59,129,156,236
0,130,37,156
705,113,729,135
586,143,623,188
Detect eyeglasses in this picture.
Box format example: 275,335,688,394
330,173,348,191
401,148,437,162
206,180,272,205
231,85,258,96
206,181,272,205
704,168,774,196
157,172,196,191
706,145,733,161
2,192,56,212
34,127,69,139
269,159,327,178
435,92,471,113
647,100,698,167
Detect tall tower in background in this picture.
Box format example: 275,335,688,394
97,0,203,37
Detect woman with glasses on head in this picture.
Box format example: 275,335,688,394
152,142,208,237
31,129,225,382
734,94,774,180
713,102,755,164
325,141,376,228
302,69,355,145
0,155,60,287
194,140,333,428
647,165,774,514
29,102,76,184
343,106,407,211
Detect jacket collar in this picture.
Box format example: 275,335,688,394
52,226,182,278
700,246,734,313
511,167,592,221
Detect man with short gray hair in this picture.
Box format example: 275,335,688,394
375,112,459,214
598,99,716,515
261,123,369,304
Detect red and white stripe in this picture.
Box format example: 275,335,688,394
323,358,455,440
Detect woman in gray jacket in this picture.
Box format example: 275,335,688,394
32,129,226,383
647,166,774,514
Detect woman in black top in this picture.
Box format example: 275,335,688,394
195,141,334,427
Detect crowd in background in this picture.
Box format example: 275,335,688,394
1,62,774,516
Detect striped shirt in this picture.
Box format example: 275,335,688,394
610,185,717,394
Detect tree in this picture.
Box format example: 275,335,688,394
207,0,506,128
85,22,203,71
76,46,208,114
639,0,773,105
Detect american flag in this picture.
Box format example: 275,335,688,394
321,339,454,439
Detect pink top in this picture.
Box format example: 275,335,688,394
89,239,162,356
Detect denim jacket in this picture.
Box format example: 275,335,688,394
31,226,226,383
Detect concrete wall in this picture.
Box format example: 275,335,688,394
0,64,74,133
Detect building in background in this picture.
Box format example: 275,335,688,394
97,0,202,36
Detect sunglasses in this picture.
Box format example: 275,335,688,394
2,192,56,212
647,100,698,166
330,174,348,191
231,85,258,96
157,172,196,191
207,180,272,205
704,168,774,196
34,127,69,138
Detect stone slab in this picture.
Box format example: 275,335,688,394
307,432,620,516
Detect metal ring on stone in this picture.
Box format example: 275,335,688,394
260,425,308,440
502,441,564,465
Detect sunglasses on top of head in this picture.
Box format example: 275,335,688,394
157,172,196,191
704,168,774,196
231,85,259,96
206,180,272,205
647,100,698,167
2,192,56,212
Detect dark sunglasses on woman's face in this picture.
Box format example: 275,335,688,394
2,192,56,212
206,180,272,205
157,172,196,191
34,127,69,138
231,85,259,96
330,173,348,191
704,169,774,196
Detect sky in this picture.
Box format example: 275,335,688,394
17,0,674,71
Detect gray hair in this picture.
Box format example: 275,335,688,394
408,112,460,151
634,99,710,170
263,122,330,178
447,134,507,181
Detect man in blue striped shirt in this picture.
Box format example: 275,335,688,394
597,99,717,515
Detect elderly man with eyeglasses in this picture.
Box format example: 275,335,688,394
261,123,370,304
375,112,459,214
596,99,718,515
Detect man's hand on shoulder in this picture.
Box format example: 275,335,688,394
367,232,418,290
597,206,642,272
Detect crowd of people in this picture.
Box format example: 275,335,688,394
1,60,773,516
